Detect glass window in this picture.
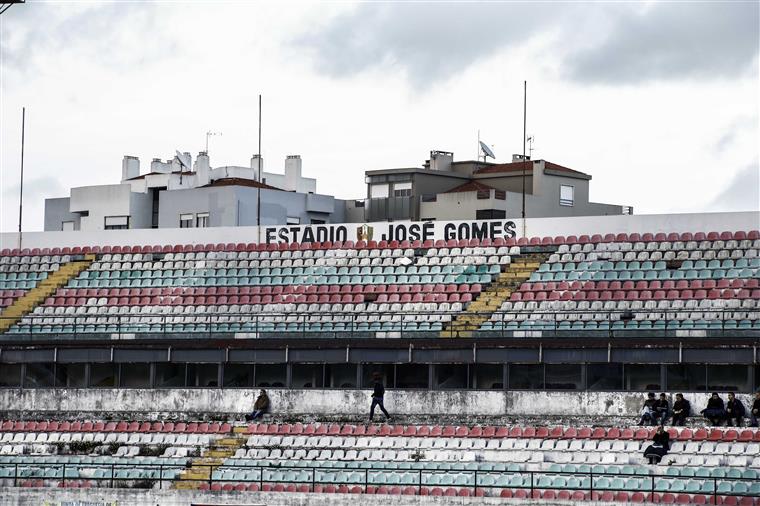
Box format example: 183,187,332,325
325,364,357,388
104,216,129,230
544,364,582,390
62,221,75,231
24,363,56,388
286,217,301,225
667,364,705,391
707,365,750,392
370,184,389,199
90,363,117,388
179,214,193,228
393,182,412,197
196,213,209,228
224,364,253,388
396,364,428,389
509,364,543,390
155,363,185,388
560,185,574,206
291,363,324,388
362,364,395,389
255,364,287,388
472,364,503,389
588,363,623,391
625,364,661,391
435,364,468,389
476,209,506,220
0,364,22,387
119,363,151,388
55,363,86,388
187,363,218,387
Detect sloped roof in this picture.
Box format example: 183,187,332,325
126,171,194,181
202,177,282,190
444,181,501,193
475,160,588,176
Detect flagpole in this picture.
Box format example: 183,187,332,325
18,107,26,250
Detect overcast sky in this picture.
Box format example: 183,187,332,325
1,1,758,232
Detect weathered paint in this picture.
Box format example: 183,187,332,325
0,388,751,420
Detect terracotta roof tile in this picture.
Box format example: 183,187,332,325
444,181,500,193
475,160,587,176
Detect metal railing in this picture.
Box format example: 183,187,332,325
1,309,757,340
1,459,758,501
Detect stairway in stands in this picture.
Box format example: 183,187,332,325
174,426,248,490
0,254,96,333
441,253,550,337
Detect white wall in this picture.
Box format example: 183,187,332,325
68,184,134,231
3,211,758,250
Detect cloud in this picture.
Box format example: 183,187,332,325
297,2,758,87
563,2,759,84
3,176,63,198
1,3,176,79
709,163,760,212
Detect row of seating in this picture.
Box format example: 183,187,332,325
0,432,213,446
0,420,232,433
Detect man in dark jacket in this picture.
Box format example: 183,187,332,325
369,372,391,422
671,393,691,426
701,392,726,426
638,392,657,426
653,393,670,426
245,389,270,421
751,391,760,428
725,392,746,427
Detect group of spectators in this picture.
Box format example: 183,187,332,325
639,391,760,427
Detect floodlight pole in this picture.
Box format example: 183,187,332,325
17,107,26,250
521,81,526,223
256,94,262,244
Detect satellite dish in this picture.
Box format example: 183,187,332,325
175,150,192,171
479,141,496,160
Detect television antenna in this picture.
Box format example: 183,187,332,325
205,131,222,153
527,136,535,159
479,140,496,162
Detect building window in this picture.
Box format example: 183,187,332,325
476,190,491,200
196,212,209,228
62,221,74,231
286,216,300,225
104,216,129,230
476,209,506,220
393,182,412,198
421,194,437,203
370,183,389,199
179,214,193,228
310,219,325,225
560,184,574,206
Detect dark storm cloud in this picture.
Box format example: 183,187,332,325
297,2,758,86
563,2,759,84
1,3,176,77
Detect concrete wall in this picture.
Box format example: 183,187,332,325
43,197,80,232
0,388,751,419
5,211,757,250
0,487,589,506
67,184,134,231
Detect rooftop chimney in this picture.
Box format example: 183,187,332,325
121,156,140,181
430,150,453,172
250,154,263,182
284,155,302,191
194,151,211,186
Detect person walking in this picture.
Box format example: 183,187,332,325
671,393,691,426
369,372,391,422
725,392,746,427
245,389,270,421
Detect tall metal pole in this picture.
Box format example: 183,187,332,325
18,107,26,249
521,81,526,222
256,94,262,243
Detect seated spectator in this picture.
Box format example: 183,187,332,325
751,391,760,428
653,393,670,426
245,389,270,421
638,392,657,426
701,392,726,426
725,392,746,427
671,393,691,426
643,426,670,465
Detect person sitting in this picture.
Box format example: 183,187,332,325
653,393,670,425
750,391,760,428
643,426,670,465
245,389,270,421
701,392,726,426
671,393,691,426
639,392,658,426
725,392,746,427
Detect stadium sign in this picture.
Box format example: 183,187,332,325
263,219,518,244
